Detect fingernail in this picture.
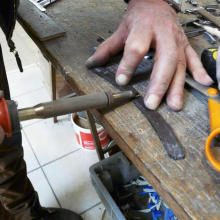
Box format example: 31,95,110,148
85,56,94,68
205,75,214,85
116,74,129,86
170,95,182,110
144,94,160,110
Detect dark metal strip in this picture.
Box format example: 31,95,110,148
91,68,185,160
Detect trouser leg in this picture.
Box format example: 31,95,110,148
0,45,83,220
0,201,15,220
0,132,36,219
0,45,36,219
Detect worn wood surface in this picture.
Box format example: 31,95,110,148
17,0,65,41
17,0,220,219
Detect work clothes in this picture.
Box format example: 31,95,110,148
0,44,36,219
0,0,35,217
0,1,37,218
0,1,82,220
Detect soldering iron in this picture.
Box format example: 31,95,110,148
0,90,136,137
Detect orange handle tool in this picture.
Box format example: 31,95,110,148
206,98,220,172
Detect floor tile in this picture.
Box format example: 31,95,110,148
23,63,38,70
6,63,39,76
4,61,17,72
14,87,51,127
81,203,111,220
22,131,40,173
28,169,60,208
43,149,100,214
26,57,39,65
7,65,45,97
6,68,20,75
23,115,80,165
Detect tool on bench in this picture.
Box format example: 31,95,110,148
184,28,205,38
204,32,216,44
206,8,217,13
0,90,136,137
185,6,220,28
29,0,46,12
38,0,58,8
202,21,213,25
201,47,218,83
185,4,219,14
185,74,220,172
201,46,220,89
186,18,220,38
189,0,197,7
185,46,220,172
29,0,59,12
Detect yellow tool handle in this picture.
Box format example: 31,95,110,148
205,99,220,172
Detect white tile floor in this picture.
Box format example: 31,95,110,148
1,22,111,220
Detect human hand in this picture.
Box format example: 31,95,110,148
0,126,5,144
86,0,213,111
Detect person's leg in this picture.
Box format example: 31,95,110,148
0,44,36,218
0,132,37,218
0,45,83,220
0,202,15,220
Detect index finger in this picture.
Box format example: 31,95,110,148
115,27,153,86
86,27,127,68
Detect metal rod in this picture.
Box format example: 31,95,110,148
184,28,205,38
51,65,58,123
18,91,136,122
86,110,104,160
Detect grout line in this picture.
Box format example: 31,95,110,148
22,116,73,134
11,86,46,99
23,131,62,208
21,119,44,129
6,63,39,75
22,114,72,129
41,168,62,208
41,148,81,168
27,167,41,174
79,202,102,215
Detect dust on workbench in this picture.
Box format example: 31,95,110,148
17,0,220,219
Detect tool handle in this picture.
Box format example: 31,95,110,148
208,99,220,132
197,9,220,28
205,99,220,172
217,46,220,90
205,128,220,172
18,92,111,120
204,26,220,38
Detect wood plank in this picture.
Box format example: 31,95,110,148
17,0,65,41
17,0,220,219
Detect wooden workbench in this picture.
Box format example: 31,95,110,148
17,0,220,219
